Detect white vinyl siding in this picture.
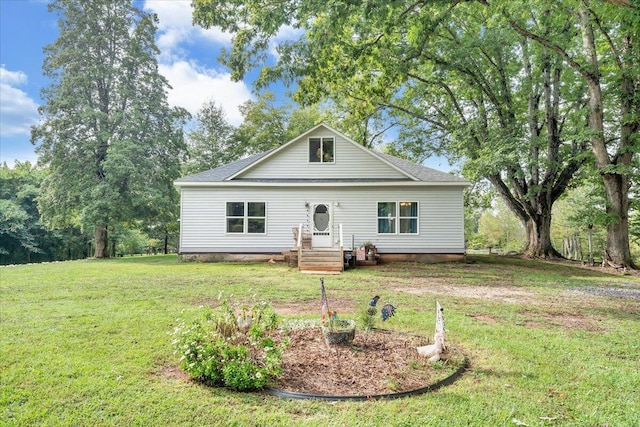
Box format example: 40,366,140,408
238,130,408,180
179,186,465,253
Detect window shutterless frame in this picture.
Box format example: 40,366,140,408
225,201,267,234
308,137,335,163
377,201,418,234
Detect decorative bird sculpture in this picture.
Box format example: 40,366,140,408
369,295,380,307
381,303,396,321
367,295,380,316
417,301,447,362
416,331,445,362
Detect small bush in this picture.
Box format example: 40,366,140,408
172,301,287,391
360,304,377,332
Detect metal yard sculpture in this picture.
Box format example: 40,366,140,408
416,301,446,362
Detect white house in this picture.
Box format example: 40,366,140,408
174,123,469,270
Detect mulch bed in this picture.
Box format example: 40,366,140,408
270,327,457,396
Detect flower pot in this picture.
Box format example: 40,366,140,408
322,319,356,345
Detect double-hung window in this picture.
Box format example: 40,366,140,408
309,137,334,163
226,202,266,234
377,202,418,234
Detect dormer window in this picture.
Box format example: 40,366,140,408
309,137,334,163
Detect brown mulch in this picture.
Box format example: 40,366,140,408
270,327,457,396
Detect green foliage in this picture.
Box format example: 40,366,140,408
172,301,286,391
233,92,331,154
500,0,640,265
360,303,378,332
32,0,188,257
0,162,90,264
552,183,609,261
183,100,236,175
476,199,526,252
115,228,149,256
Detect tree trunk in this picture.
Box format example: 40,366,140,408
587,225,594,265
164,232,169,255
523,214,562,258
579,5,635,268
94,225,109,258
602,174,633,267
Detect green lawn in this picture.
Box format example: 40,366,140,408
1,255,638,426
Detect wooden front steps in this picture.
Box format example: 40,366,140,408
298,248,344,274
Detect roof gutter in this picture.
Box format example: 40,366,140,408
174,180,471,188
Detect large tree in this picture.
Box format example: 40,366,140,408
503,0,639,267
192,0,589,258
32,0,187,258
384,8,589,258
183,100,236,175
233,92,331,154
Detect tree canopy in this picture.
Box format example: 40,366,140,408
32,0,188,257
193,0,639,266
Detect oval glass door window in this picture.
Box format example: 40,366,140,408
313,204,330,232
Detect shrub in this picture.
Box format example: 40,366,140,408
172,301,287,391
360,304,378,332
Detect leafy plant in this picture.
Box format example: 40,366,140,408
360,303,378,332
172,301,287,391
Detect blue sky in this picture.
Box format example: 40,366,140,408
0,0,285,166
0,0,453,171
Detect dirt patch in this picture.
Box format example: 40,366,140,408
163,327,462,396
156,364,190,382
392,281,537,304
469,314,500,323
270,327,461,396
519,310,605,332
273,299,356,316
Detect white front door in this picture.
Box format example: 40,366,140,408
311,203,333,247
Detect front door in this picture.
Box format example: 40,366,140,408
311,203,333,247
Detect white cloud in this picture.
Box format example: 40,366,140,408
143,1,251,124
269,24,305,58
144,0,232,61
0,66,39,136
159,61,251,125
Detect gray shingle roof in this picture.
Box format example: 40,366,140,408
375,152,468,183
175,148,467,184
174,150,274,183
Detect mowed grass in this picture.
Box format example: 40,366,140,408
1,255,638,426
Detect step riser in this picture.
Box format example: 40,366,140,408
299,266,343,272
298,249,344,272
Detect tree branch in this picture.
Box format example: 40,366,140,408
507,18,595,82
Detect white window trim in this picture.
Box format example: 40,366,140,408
377,201,419,235
308,136,336,164
225,201,267,235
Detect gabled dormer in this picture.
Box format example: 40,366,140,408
228,123,416,181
